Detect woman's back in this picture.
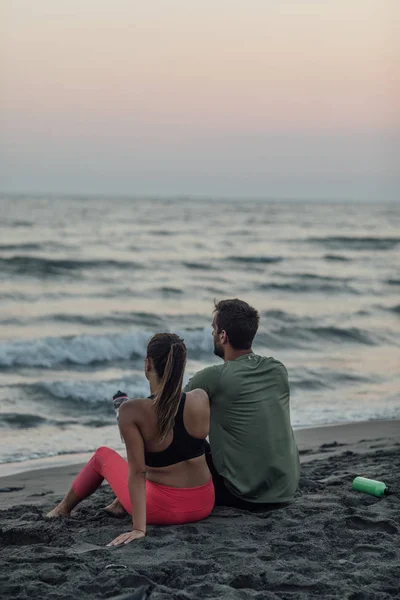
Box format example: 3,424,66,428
122,388,210,488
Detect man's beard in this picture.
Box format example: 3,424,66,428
213,341,224,359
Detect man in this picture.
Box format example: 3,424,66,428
185,298,300,510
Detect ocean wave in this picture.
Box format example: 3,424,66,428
149,230,173,236
0,243,42,252
308,236,400,251
0,255,143,277
158,287,183,295
387,305,400,314
262,309,300,323
0,287,145,303
288,325,378,346
0,447,97,465
9,220,33,227
257,281,359,294
0,412,94,429
0,321,388,371
0,413,48,428
226,255,283,264
29,378,149,410
289,368,374,391
274,272,351,283
323,254,352,262
183,261,216,270
48,311,164,328
0,242,72,252
386,279,400,286
256,324,384,349
1,375,151,419
0,327,213,368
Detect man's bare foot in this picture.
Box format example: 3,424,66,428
46,504,71,518
103,498,127,518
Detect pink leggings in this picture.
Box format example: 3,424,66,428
72,446,215,525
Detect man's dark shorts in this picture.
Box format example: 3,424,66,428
205,441,291,512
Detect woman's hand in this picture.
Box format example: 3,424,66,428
107,529,146,547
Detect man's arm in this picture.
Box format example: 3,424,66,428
184,365,222,400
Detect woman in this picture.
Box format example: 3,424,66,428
46,333,214,546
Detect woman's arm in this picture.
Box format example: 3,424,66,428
107,401,147,546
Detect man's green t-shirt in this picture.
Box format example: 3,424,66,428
185,353,300,503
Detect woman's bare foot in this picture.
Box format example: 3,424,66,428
103,498,127,518
45,488,81,518
46,503,71,518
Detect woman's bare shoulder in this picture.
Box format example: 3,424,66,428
119,397,151,421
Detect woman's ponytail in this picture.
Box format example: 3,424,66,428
146,334,187,440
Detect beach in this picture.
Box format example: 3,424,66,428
2,2,399,596
1,419,399,600
1,198,399,599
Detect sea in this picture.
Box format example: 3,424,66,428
0,195,399,475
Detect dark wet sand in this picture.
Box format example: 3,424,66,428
1,420,399,599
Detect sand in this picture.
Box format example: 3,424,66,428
0,420,399,600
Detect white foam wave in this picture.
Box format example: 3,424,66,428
39,377,150,405
0,328,213,368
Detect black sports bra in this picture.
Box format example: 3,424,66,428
144,393,206,468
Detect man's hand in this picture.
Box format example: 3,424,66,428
107,529,146,547
113,390,129,412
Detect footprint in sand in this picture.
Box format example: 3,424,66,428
212,545,258,556
320,441,347,450
0,527,52,546
230,573,260,590
346,516,397,534
353,544,396,561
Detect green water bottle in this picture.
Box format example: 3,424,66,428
352,476,388,497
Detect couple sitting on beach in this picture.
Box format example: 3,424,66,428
48,299,300,546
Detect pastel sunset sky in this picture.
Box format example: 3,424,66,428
0,0,399,199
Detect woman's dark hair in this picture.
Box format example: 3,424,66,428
146,333,187,440
214,298,259,349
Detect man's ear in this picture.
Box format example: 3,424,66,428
220,330,228,345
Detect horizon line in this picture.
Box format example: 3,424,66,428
0,191,398,204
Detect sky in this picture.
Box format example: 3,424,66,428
0,0,399,200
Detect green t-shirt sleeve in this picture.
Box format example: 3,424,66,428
184,365,221,399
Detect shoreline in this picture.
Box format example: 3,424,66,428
0,417,399,479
